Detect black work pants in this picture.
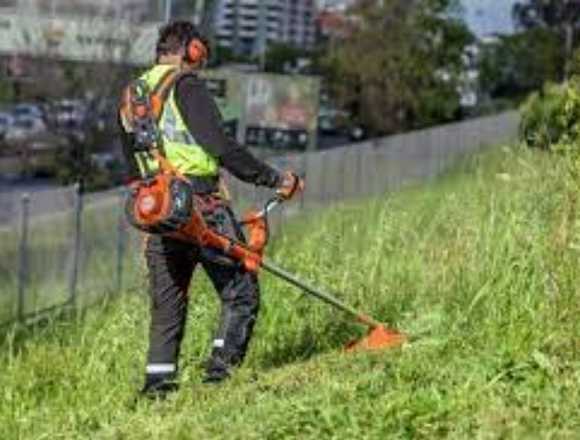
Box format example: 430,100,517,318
143,200,260,384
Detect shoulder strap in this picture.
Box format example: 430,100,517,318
118,67,195,180
150,67,191,120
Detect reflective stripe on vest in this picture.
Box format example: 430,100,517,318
135,64,219,177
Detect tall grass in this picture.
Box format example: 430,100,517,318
1,145,580,438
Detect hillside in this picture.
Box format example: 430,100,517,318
1,146,580,439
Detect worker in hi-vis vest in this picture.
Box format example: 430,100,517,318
118,21,303,398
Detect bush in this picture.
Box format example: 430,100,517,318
519,79,580,150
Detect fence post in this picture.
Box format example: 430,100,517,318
17,193,30,323
355,148,363,199
69,183,83,306
321,152,328,206
115,189,126,295
299,153,306,213
340,150,346,203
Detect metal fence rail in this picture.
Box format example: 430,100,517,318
0,112,520,328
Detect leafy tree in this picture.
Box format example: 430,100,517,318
0,77,14,104
322,0,474,135
264,43,311,73
210,45,257,66
479,28,563,101
513,0,580,76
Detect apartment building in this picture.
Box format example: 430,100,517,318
283,0,316,48
213,0,316,57
318,0,356,12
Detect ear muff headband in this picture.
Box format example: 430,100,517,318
186,38,208,64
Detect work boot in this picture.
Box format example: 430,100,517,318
202,354,232,384
139,376,179,400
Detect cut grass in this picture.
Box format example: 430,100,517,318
1,145,580,438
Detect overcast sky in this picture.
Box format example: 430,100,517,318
461,0,516,37
318,1,516,37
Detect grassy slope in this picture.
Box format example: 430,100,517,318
1,146,580,439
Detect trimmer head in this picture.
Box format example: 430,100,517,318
345,325,407,352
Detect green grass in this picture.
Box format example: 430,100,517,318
2,145,580,439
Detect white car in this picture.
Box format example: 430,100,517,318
4,117,48,142
53,99,87,129
11,103,44,121
0,112,15,140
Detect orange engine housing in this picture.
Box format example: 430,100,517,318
126,173,195,235
125,174,266,273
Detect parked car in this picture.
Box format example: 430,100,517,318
4,117,48,142
317,107,348,135
348,124,367,142
11,103,44,121
317,107,367,143
51,99,87,130
0,112,15,141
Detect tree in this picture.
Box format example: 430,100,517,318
322,0,474,135
479,29,563,101
264,43,311,74
513,0,580,77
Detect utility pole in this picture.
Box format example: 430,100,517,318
165,0,172,22
201,0,219,64
233,0,241,57
565,20,574,79
562,0,580,80
257,0,267,71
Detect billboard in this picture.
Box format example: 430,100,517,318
0,13,158,65
199,69,245,140
202,70,320,151
243,74,320,151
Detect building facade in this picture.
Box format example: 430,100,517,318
1,0,160,22
317,0,356,12
213,0,316,57
282,0,316,48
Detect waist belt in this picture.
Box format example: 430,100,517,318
185,174,219,194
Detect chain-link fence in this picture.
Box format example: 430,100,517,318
0,184,141,327
0,111,520,328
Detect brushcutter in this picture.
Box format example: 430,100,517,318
120,75,406,352
245,198,408,352
127,174,407,351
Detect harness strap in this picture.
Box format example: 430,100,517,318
121,67,227,193
150,67,185,120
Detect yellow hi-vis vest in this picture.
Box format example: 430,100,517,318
134,64,219,177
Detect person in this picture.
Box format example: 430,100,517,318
118,21,303,397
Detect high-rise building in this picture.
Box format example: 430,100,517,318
213,0,316,57
214,0,281,56
317,0,355,12
282,0,316,48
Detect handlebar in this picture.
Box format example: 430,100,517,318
239,196,284,226
257,197,283,219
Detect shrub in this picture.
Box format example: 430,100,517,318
519,79,580,150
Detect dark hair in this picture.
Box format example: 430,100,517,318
156,20,209,60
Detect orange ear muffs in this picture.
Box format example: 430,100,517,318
186,39,208,64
